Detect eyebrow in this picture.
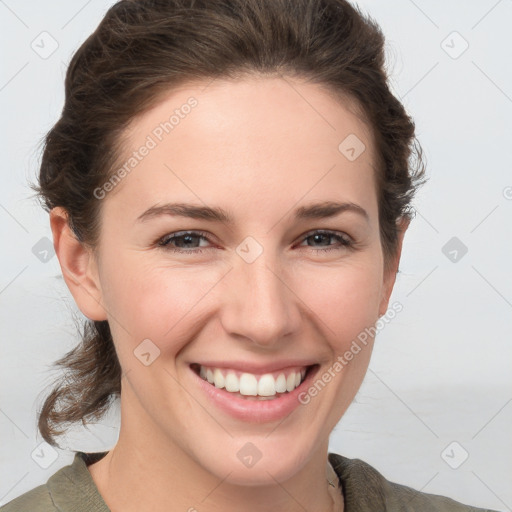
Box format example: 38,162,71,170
136,201,369,224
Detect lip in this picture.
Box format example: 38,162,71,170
190,363,319,423
192,359,318,375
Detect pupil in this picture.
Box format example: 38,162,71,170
181,234,197,247
312,234,329,246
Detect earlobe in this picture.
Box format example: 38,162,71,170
50,207,107,321
378,217,410,317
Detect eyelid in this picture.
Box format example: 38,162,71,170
297,228,352,242
156,229,354,254
157,230,213,247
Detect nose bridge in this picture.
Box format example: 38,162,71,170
220,247,299,346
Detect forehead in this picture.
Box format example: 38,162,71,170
105,76,379,223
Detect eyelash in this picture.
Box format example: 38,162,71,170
156,230,354,254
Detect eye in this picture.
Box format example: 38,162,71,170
297,230,353,252
156,229,354,255
157,230,213,253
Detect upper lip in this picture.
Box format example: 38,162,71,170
191,360,317,374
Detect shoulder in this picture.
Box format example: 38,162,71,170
0,484,56,512
0,452,109,512
328,453,498,512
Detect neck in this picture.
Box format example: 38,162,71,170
88,394,343,511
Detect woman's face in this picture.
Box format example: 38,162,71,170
87,76,401,483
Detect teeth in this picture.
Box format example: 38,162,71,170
213,368,225,388
258,374,275,397
275,373,287,393
225,372,240,392
239,373,258,396
198,366,307,397
286,373,296,392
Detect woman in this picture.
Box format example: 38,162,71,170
0,0,499,510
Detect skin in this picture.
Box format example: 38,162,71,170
50,76,408,512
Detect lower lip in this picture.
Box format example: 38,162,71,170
192,366,318,423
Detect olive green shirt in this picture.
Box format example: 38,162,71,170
0,452,498,511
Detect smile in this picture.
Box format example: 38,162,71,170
195,364,308,399
190,362,318,422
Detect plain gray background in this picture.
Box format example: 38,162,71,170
1,0,511,509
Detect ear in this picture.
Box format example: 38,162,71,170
378,217,409,317
50,207,107,321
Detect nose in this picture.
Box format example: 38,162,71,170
219,251,301,348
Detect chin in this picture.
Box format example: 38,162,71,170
186,431,320,487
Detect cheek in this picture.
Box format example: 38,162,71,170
98,253,226,354
293,259,384,349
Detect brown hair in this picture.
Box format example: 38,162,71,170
34,0,425,446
